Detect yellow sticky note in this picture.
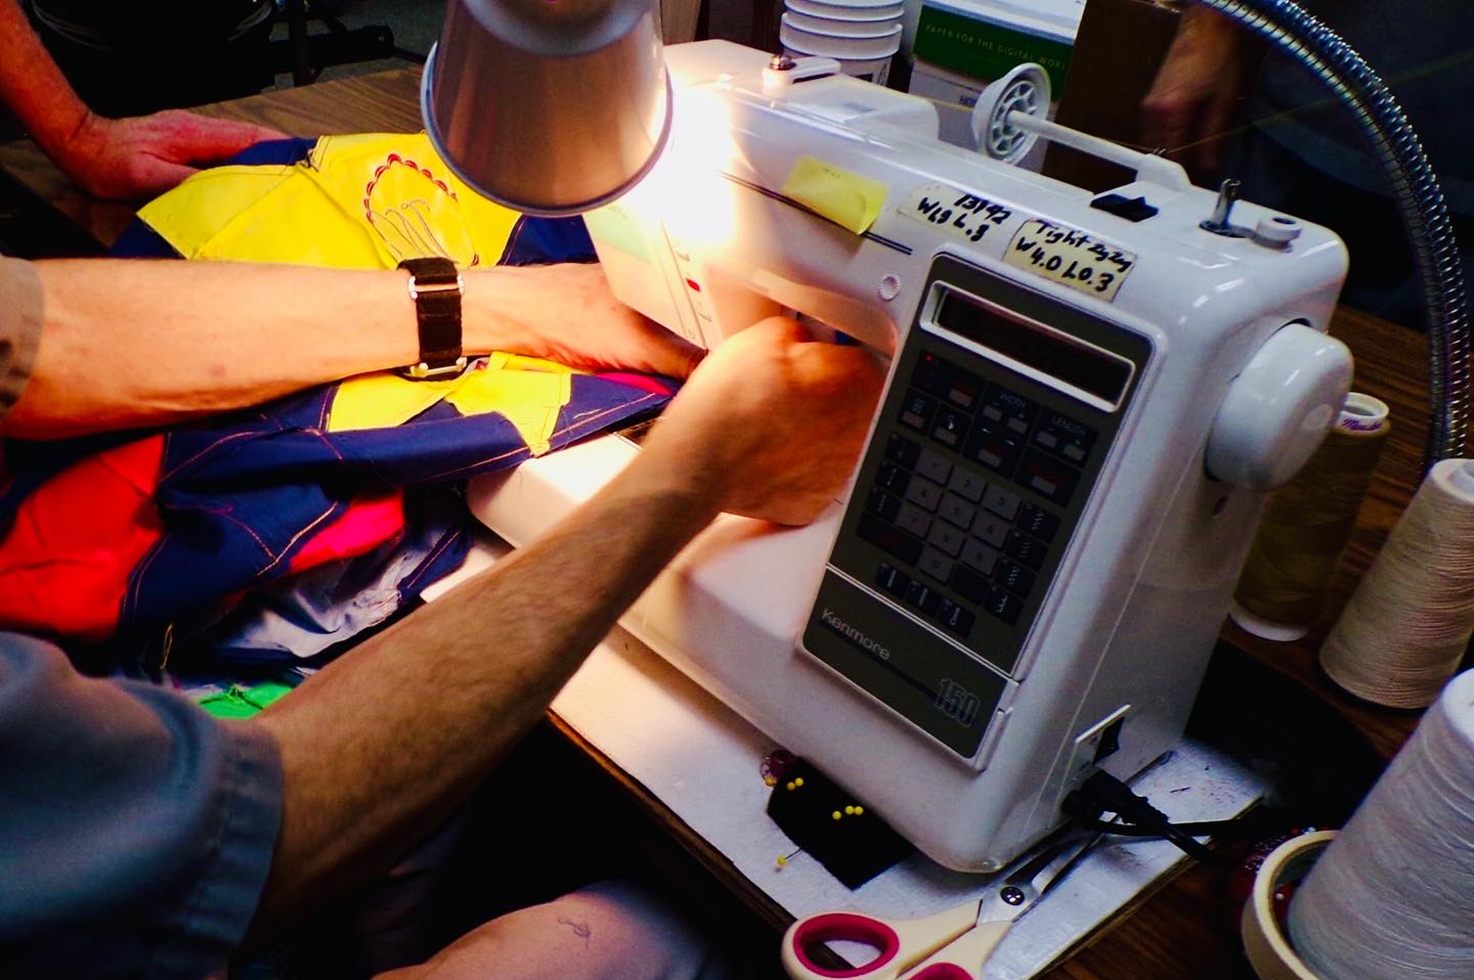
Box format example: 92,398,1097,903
781,156,888,235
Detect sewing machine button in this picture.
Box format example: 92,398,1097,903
876,461,911,494
918,547,955,585
947,466,987,503
927,521,966,558
916,448,953,485
952,564,990,603
1017,449,1080,506
885,433,922,469
938,493,975,531
931,408,971,450
859,513,923,565
912,353,952,396
946,371,983,410
905,579,942,615
866,487,902,523
981,385,1039,436
905,477,943,513
875,562,911,598
982,485,1022,521
898,390,937,432
996,559,1035,599
1035,413,1097,462
896,502,934,539
935,598,975,638
964,424,1022,477
961,539,1000,577
1090,192,1159,222
983,586,1023,625
1018,502,1059,542
1005,530,1046,570
973,512,1010,548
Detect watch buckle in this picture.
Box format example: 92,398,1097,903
402,355,469,380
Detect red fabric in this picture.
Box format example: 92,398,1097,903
594,372,676,396
288,489,406,572
0,436,165,641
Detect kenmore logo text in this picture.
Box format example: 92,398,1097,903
820,608,891,660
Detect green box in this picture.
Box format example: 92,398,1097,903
912,2,1074,93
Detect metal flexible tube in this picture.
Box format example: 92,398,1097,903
1200,0,1469,465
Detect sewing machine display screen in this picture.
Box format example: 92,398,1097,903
801,255,1152,760
933,290,1134,408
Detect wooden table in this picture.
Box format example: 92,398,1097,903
2,68,1436,979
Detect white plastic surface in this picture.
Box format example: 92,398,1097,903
1205,324,1354,490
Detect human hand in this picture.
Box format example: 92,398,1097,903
1141,6,1248,176
469,262,706,379
642,317,885,526
58,110,286,200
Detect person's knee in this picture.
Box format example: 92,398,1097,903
379,878,732,980
535,880,730,980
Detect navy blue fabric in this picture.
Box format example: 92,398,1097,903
227,136,316,167
171,485,472,668
499,215,597,266
116,372,665,633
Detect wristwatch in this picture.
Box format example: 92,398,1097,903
398,257,467,379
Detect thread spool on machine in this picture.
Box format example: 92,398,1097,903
1232,393,1391,642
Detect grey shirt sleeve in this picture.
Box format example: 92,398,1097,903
0,632,284,980
0,257,43,422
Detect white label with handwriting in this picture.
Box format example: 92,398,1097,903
1004,219,1136,302
899,182,1014,246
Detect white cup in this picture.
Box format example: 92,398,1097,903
783,9,904,36
779,17,902,59
784,0,904,21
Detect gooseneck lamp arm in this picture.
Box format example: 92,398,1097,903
1196,0,1469,468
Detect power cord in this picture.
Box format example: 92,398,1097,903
1062,770,1272,869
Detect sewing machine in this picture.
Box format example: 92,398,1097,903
467,40,1352,872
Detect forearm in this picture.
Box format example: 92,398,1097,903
5,259,555,438
0,0,90,166
250,441,723,929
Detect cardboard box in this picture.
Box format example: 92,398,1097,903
910,0,1083,92
1041,0,1184,191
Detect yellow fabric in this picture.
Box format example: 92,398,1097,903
138,131,588,455
136,133,522,270
327,353,576,455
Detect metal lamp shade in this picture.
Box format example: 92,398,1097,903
423,0,672,216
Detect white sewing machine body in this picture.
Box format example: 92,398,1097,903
469,41,1349,872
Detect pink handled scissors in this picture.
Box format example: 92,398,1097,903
781,830,1098,980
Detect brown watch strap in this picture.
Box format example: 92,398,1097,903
398,257,464,378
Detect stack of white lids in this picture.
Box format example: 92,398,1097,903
780,0,904,85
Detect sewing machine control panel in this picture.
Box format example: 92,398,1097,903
802,255,1152,760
